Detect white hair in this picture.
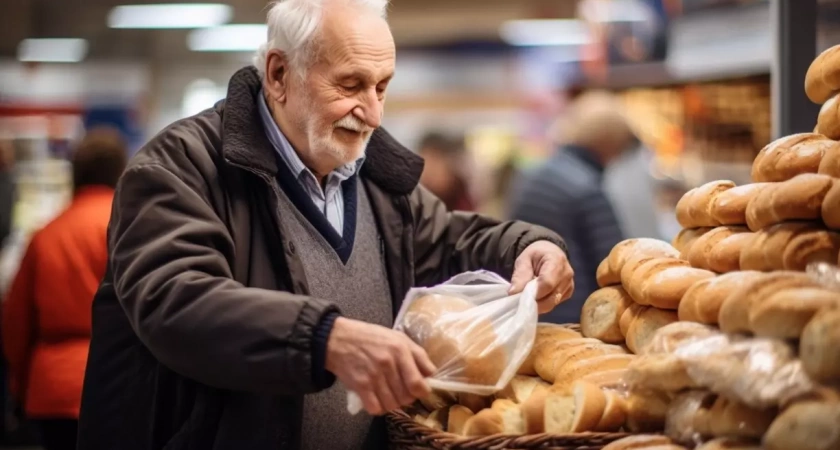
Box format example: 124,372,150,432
253,0,390,78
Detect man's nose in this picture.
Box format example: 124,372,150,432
352,88,383,129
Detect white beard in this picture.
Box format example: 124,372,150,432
301,100,372,167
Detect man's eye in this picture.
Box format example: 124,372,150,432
342,84,360,91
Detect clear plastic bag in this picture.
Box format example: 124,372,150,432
806,262,840,292
665,390,716,445
347,270,539,414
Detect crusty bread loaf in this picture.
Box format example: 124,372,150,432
602,435,675,450
695,438,763,450
581,286,634,344
800,308,840,385
597,258,615,288
462,408,505,436
805,44,840,103
594,390,628,432
818,139,840,177
531,338,606,383
718,271,822,334
709,183,772,226
679,272,763,325
490,399,526,434
542,382,608,434
447,405,474,434
496,375,550,404
745,174,834,231
751,133,832,183
420,389,457,411
626,308,679,354
739,222,827,271
672,227,713,255
782,229,840,270
704,396,776,440
665,391,716,444
817,94,840,139
603,239,680,288
403,294,473,343
640,321,719,355
625,354,698,392
518,325,583,376
749,288,840,339
763,400,840,450
687,226,750,271
540,344,626,384
620,303,647,337
553,354,636,393
706,232,754,273
624,257,690,304
579,368,628,391
676,180,737,228
637,266,716,310
625,389,672,433
821,180,840,229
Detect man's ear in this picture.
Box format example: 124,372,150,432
265,49,290,103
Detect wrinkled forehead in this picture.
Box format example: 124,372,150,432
315,8,395,79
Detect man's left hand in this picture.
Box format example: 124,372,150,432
509,241,575,314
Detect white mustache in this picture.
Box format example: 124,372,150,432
334,114,374,133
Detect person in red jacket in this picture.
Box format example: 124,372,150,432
2,127,127,450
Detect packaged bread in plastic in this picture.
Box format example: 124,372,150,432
348,271,539,414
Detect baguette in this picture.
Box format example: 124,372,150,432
625,308,679,354
751,133,831,182
800,307,840,384
805,44,840,103
818,139,840,177
679,272,765,325
749,287,840,339
686,226,750,271
707,232,754,273
718,271,821,334
821,180,840,229
447,405,474,435
625,354,698,392
782,229,840,270
624,257,690,304
739,222,825,271
709,183,772,226
490,399,526,434
496,375,550,404
532,339,608,383
637,266,716,310
745,174,834,231
603,239,680,288
553,354,637,394
594,390,628,432
543,344,627,384
675,180,736,228
817,93,840,139
581,286,634,344
672,227,713,255
763,400,840,450
462,408,504,436
518,325,583,376
603,435,675,450
625,389,672,433
542,381,607,434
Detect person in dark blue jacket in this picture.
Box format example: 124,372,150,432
509,90,638,324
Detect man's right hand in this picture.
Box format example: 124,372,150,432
325,317,436,415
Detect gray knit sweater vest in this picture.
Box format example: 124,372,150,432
275,179,393,450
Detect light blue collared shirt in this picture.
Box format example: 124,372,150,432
257,91,363,233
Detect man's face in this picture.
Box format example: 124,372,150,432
283,9,395,172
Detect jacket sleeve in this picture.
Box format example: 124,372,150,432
2,237,37,400
410,185,567,287
109,162,338,395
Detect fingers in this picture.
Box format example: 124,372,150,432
409,341,437,378
374,380,401,414
509,255,535,295
358,388,383,416
535,259,560,300
399,342,434,400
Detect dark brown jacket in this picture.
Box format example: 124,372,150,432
77,67,565,450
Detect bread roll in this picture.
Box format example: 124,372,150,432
745,174,834,231
696,438,763,450
818,139,840,177
739,222,825,271
751,133,831,183
597,258,615,287
403,294,473,343
638,266,716,310
619,303,647,337
641,321,719,355
447,405,474,435
782,229,840,270
518,325,582,375
626,308,679,354
763,400,840,450
604,239,680,288
625,389,672,433
805,44,840,103
672,227,713,254
687,226,750,271
420,389,457,411
718,271,821,334
581,286,634,344
602,435,675,450
676,180,736,228
704,397,776,440
821,180,840,229
462,408,504,436
679,272,764,325
817,94,840,139
708,233,754,273
709,183,772,226
624,257,690,304
749,288,840,339
800,308,840,384
625,354,698,392
496,375,550,404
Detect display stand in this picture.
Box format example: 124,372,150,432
770,0,820,139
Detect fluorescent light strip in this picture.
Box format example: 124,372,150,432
108,3,233,29
500,19,593,47
17,38,88,63
187,24,268,52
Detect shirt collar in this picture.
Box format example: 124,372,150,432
257,90,363,181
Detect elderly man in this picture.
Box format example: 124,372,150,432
77,0,573,449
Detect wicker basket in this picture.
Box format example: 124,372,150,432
387,410,630,450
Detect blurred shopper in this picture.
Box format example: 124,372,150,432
77,1,574,449
0,140,15,246
509,90,635,324
417,132,476,211
603,144,663,240
2,127,127,450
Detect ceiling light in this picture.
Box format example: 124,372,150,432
187,24,267,52
107,3,232,29
500,19,593,47
17,38,88,63
578,0,653,24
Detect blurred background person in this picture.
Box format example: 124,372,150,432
603,142,663,240
417,131,476,211
1,127,127,450
508,90,637,324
